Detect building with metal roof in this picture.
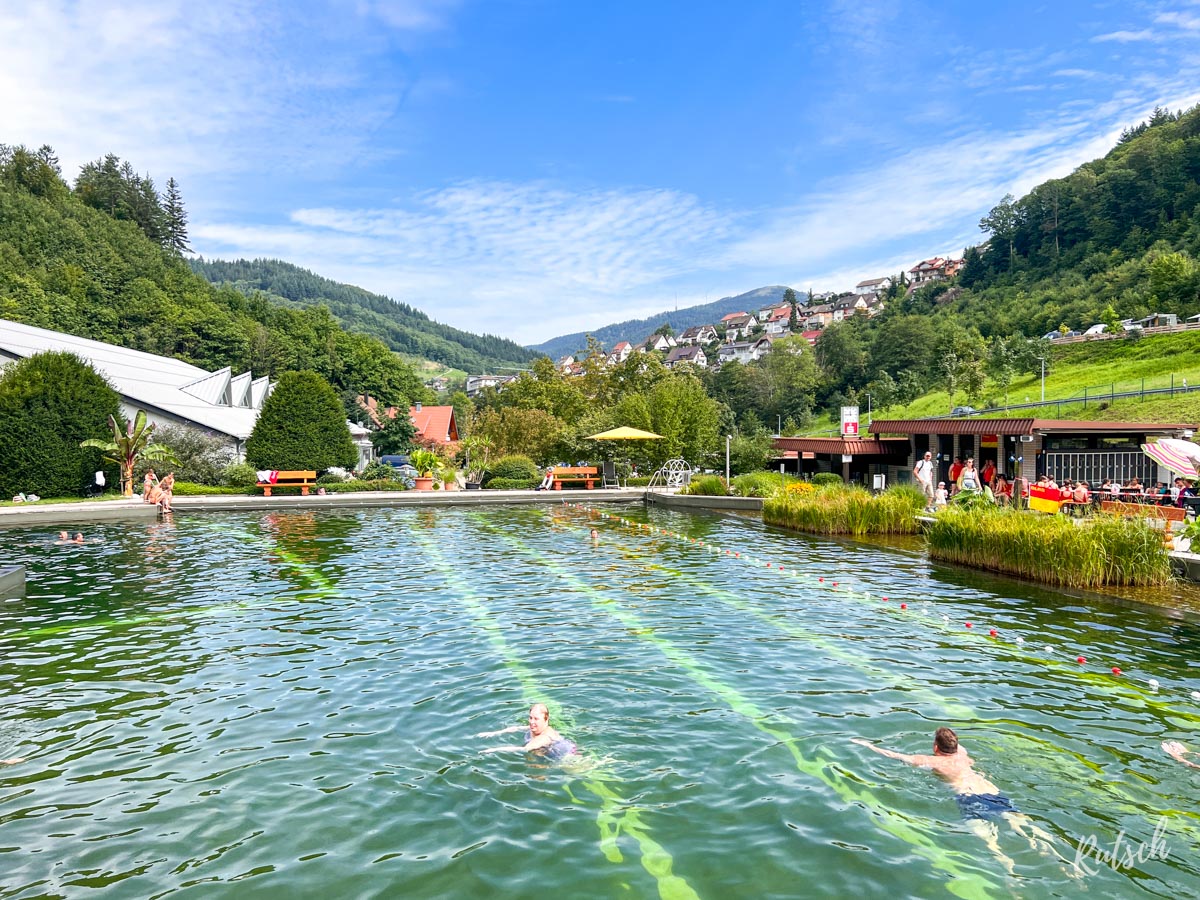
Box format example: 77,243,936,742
0,318,270,447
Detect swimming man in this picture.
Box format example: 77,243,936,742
1162,740,1200,769
853,727,1061,875
479,703,578,761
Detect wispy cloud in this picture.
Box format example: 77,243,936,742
0,0,446,181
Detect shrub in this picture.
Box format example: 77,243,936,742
245,370,357,471
317,472,345,485
360,460,401,481
487,476,535,490
173,481,253,495
731,471,797,498
684,475,729,496
220,462,258,486
0,351,121,499
150,423,236,486
786,481,816,496
811,472,843,486
487,454,539,485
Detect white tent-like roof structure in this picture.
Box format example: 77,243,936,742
0,318,270,441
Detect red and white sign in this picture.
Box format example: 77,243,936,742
841,406,859,437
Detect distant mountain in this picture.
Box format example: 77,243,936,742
191,257,538,374
530,285,796,358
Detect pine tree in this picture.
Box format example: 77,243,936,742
35,144,60,175
163,177,191,255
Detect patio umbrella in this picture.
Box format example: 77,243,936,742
1141,438,1200,479
586,426,664,441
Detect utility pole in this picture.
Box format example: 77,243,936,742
1037,357,1046,403
725,435,731,482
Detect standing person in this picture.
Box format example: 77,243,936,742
981,459,996,488
957,458,981,493
948,457,964,494
1176,478,1197,509
913,452,936,507
479,703,578,761
852,728,1062,875
934,481,949,509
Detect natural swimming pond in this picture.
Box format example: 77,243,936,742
2,503,1199,898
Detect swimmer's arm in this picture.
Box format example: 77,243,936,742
0,758,24,765
522,731,556,752
851,739,931,766
477,725,524,738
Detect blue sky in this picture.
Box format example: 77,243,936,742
3,1,1200,345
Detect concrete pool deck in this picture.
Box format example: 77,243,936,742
0,487,648,528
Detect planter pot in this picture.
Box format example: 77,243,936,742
465,481,483,491
414,476,435,492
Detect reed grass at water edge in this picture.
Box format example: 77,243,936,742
762,485,926,536
925,507,1172,588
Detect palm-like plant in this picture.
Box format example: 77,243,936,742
80,410,179,497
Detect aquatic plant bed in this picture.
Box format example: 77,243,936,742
762,484,925,536
925,507,1172,588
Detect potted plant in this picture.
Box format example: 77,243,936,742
410,448,440,492
461,436,493,491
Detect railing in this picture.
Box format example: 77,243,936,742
1042,450,1158,486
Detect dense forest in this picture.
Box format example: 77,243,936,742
191,257,537,374
0,145,426,410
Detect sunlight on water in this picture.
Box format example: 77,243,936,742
2,505,1199,898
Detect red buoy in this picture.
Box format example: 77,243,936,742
1077,656,1086,664
965,622,972,629
989,629,997,637
818,577,824,583
900,603,907,609
1112,667,1122,676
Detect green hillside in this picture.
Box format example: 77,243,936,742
0,145,425,408
779,104,1200,434
191,257,537,375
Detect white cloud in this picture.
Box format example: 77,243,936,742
1093,29,1159,43
0,0,441,181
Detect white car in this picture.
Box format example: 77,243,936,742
1083,323,1107,336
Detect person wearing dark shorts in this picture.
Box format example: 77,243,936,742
853,727,1063,875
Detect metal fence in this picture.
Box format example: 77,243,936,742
1042,450,1159,486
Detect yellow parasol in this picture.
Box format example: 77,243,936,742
586,426,664,440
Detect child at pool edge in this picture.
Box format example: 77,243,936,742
853,727,1067,877
478,703,578,760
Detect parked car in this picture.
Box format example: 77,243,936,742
1051,330,1081,340
1083,323,1108,336
951,405,977,416
1122,321,1144,332
379,454,411,468
1042,331,1060,341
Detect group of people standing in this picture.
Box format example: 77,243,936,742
142,470,175,512
913,453,1008,509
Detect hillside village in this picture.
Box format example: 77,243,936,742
465,257,961,396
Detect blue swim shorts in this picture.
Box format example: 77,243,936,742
956,793,1016,820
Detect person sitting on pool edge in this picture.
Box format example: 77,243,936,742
478,703,578,761
852,727,1062,875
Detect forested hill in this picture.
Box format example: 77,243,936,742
0,145,426,408
531,285,793,359
192,258,537,374
942,104,1200,334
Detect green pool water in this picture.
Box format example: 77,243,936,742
2,504,1199,898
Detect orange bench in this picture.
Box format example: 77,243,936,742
257,470,317,497
552,466,599,490
1099,499,1187,522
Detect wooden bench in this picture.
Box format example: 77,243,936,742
551,466,600,490
257,470,317,497
1100,499,1188,545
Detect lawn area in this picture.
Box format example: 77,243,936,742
798,330,1200,434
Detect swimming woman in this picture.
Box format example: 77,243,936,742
479,703,578,761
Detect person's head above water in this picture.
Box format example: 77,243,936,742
933,726,959,755
528,703,550,735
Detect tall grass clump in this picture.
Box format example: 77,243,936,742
926,507,1171,588
763,484,925,536
683,474,729,496
730,471,803,498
